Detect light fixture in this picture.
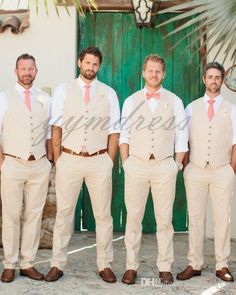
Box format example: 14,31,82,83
131,0,154,27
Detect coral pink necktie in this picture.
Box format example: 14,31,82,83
207,98,215,121
24,89,31,112
146,91,161,100
84,84,91,105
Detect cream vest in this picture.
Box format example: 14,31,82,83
62,80,110,154
128,89,176,161
2,89,50,160
189,97,233,168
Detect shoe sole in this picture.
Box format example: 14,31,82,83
45,272,63,282
216,273,234,282
176,272,201,280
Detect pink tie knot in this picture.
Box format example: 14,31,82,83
207,99,215,105
146,91,161,100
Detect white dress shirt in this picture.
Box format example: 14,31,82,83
185,93,236,144
119,86,188,152
0,83,52,142
50,76,121,134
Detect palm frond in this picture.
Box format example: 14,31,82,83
156,0,236,64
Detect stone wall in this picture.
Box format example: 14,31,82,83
0,167,56,249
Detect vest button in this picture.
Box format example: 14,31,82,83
209,126,212,129
207,153,210,156
208,133,211,135
208,147,211,149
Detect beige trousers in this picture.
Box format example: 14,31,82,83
50,151,114,271
123,156,178,271
184,163,234,270
0,156,51,269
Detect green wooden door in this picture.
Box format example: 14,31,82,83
75,12,203,233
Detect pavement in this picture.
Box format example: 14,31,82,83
0,232,236,295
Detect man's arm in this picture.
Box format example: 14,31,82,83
107,133,119,163
175,152,186,164
230,144,236,173
46,139,53,161
0,144,4,168
120,143,129,164
52,126,62,162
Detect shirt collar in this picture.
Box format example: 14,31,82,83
203,93,223,103
77,76,97,89
144,86,163,95
14,83,36,95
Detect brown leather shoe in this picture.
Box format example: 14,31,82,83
176,266,201,280
122,269,137,284
159,271,173,284
1,269,15,283
99,268,116,283
216,267,234,282
20,267,44,280
45,267,63,282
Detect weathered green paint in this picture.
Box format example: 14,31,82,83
75,12,203,232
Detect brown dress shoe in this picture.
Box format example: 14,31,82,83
20,267,44,280
159,272,173,284
176,266,201,280
1,269,15,283
122,269,137,284
216,267,234,282
45,267,63,282
99,268,116,283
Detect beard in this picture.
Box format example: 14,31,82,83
207,84,221,93
18,75,35,86
80,69,97,80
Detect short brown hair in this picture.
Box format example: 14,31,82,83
143,54,165,71
79,46,103,64
16,53,36,68
203,62,225,79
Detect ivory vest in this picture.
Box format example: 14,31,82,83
128,89,176,161
2,89,50,160
62,80,111,154
189,97,232,168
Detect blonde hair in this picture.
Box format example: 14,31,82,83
143,54,165,71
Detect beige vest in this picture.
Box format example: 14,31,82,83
2,89,50,160
189,97,233,168
128,89,176,161
62,80,110,154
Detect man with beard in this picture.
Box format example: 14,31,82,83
120,54,188,285
0,53,52,283
45,47,120,282
177,62,236,282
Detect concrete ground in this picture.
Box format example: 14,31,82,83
0,233,235,295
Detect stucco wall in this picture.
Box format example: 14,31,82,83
0,1,77,92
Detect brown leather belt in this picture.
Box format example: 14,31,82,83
149,154,155,160
4,153,45,161
62,147,107,157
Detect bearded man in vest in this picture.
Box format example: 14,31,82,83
0,54,52,283
120,54,188,285
177,62,236,282
45,47,120,283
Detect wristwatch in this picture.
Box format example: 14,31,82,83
175,161,183,171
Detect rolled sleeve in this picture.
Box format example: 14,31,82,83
119,97,133,145
232,104,236,145
49,83,66,127
108,88,121,134
174,97,189,152
0,92,7,143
